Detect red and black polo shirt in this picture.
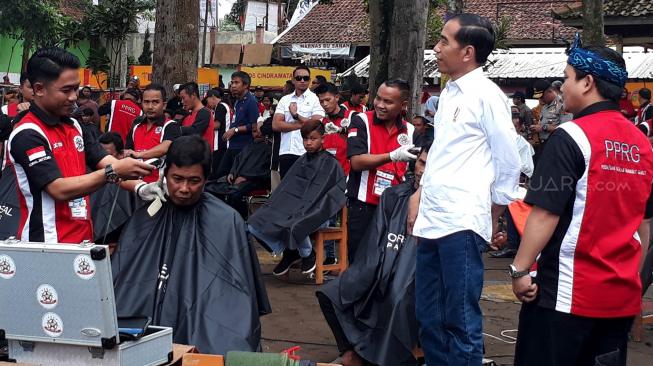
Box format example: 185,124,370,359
322,108,357,176
341,101,366,114
525,101,653,318
126,115,180,183
108,100,142,142
346,111,413,206
181,107,215,151
8,105,108,244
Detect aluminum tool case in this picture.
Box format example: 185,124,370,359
0,239,173,366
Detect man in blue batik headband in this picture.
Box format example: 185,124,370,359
512,34,653,366
566,33,628,88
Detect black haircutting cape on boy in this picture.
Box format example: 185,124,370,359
247,121,346,252
111,136,271,355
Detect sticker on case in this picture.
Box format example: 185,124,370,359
0,254,16,279
42,312,63,337
36,284,59,309
74,254,96,280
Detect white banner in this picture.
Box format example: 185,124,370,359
290,43,352,59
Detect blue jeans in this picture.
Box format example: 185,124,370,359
416,230,487,366
324,216,338,259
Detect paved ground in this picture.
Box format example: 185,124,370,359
257,249,653,365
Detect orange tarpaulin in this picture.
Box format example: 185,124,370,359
508,199,533,237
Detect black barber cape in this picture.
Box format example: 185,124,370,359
205,140,272,196
112,193,271,354
90,183,137,244
0,167,19,240
317,181,419,366
247,150,346,250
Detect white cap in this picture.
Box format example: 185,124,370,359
173,84,181,91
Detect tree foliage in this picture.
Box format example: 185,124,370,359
138,28,153,65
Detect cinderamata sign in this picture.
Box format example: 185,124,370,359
240,66,332,87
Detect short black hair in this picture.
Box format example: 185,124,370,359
572,46,626,104
383,79,410,101
164,135,212,178
98,132,124,154
81,108,94,116
450,13,495,65
639,88,651,101
412,115,428,125
205,89,221,99
173,109,189,118
123,88,141,101
143,83,167,100
293,65,311,77
351,84,368,95
231,71,252,86
315,75,328,84
314,82,339,96
300,119,325,138
179,82,200,98
27,47,80,86
19,72,29,86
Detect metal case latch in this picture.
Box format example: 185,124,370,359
88,346,105,359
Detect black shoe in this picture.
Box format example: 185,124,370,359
323,257,338,266
489,247,517,258
273,249,301,276
301,250,317,274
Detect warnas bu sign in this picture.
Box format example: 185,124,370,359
290,43,354,59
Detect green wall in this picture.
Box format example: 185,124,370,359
0,36,90,74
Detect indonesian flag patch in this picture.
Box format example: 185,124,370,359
348,128,358,138
26,146,47,162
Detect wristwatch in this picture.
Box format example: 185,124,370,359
104,164,120,184
542,124,548,132
508,264,529,279
234,127,240,134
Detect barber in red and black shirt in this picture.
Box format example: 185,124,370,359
346,79,415,262
179,82,215,150
315,82,356,176
9,48,162,244
512,43,653,366
124,83,181,183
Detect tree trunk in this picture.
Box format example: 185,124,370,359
582,0,604,47
153,0,200,95
369,0,429,116
21,39,32,73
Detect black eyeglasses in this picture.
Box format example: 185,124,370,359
294,76,311,82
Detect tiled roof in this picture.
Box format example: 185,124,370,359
467,1,578,42
278,0,578,45
554,0,653,19
276,0,369,44
59,0,87,21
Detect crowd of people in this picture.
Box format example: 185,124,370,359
1,11,653,366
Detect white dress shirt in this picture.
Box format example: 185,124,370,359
516,134,535,178
413,67,521,242
275,89,325,156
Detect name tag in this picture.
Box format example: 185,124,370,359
69,198,88,220
373,170,394,196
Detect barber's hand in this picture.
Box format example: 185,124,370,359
407,188,421,236
390,144,417,162
324,122,342,135
223,128,236,141
490,231,507,251
512,275,538,303
17,102,30,113
111,157,154,179
227,173,235,184
135,180,167,202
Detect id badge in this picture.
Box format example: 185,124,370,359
69,197,88,220
373,170,394,196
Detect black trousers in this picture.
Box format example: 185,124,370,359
215,148,242,181
346,199,377,264
514,302,633,366
278,154,300,179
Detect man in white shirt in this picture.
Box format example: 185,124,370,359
408,13,521,365
272,66,325,178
